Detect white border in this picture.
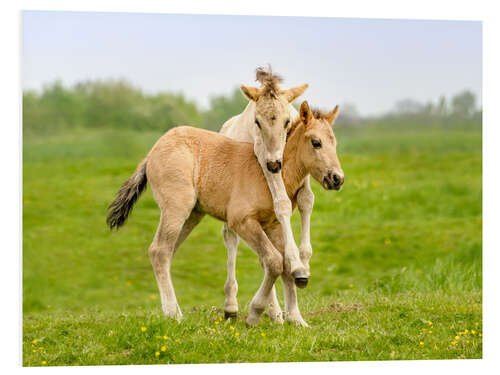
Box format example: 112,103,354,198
2,1,497,374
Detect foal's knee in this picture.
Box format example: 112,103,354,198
297,187,314,212
265,252,284,277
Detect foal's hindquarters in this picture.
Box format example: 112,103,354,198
144,126,302,325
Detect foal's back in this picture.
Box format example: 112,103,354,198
146,126,271,222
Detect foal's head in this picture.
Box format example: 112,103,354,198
297,101,344,190
241,66,308,174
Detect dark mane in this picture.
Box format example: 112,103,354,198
311,108,330,120
255,65,283,98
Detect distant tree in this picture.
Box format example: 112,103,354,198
451,90,476,118
394,99,424,115
337,103,360,125
202,88,248,131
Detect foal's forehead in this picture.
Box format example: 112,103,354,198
255,94,289,119
308,119,336,142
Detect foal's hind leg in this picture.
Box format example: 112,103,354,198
149,190,198,320
223,224,239,319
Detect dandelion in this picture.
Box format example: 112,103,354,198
141,326,147,332
465,329,469,334
32,339,38,345
455,336,460,340
428,330,432,334
419,342,424,346
161,346,166,352
428,321,432,326
230,325,234,331
175,338,180,343
235,332,240,337
466,340,470,344
163,335,168,340
215,321,219,325
471,330,476,335
32,349,37,353
155,351,160,357
479,333,482,337
41,361,47,365
212,328,216,333
451,341,456,345
422,328,427,332
261,332,266,337
219,317,223,321
39,347,44,350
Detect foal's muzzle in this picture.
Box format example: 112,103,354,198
266,160,282,174
323,171,344,190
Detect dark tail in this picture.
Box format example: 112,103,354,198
106,158,148,230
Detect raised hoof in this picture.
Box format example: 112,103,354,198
224,311,238,320
292,269,309,288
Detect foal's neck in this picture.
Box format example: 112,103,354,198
282,123,308,198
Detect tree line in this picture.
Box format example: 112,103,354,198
23,79,481,135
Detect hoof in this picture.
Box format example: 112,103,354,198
292,269,309,288
224,311,238,320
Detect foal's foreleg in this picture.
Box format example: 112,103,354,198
254,142,307,286
297,176,314,274
233,218,283,326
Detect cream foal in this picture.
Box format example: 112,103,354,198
220,67,315,321
107,101,343,327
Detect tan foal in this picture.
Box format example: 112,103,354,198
107,101,344,326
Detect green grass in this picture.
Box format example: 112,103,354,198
22,124,482,366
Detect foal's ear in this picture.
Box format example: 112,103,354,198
300,101,313,126
281,84,309,103
240,85,261,101
325,105,340,125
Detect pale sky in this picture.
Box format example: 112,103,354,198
22,11,482,116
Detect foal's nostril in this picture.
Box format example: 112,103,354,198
266,160,282,173
333,174,340,185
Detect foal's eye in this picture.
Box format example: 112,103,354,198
284,119,290,129
255,119,261,129
311,139,322,149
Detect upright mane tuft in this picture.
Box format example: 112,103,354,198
255,65,283,97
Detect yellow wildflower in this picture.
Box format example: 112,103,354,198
163,335,168,340
175,338,180,343
161,346,166,352
155,351,160,357
230,325,234,330
141,326,147,332
465,329,469,334
261,332,266,337
219,317,223,321
434,345,438,350
455,336,460,340
32,349,37,353
41,361,47,365
212,328,216,333
428,330,432,334
466,340,470,344
479,333,482,337
235,332,240,337
419,342,424,346
428,321,432,326
451,341,456,345
471,330,476,335
32,339,38,345
215,321,219,325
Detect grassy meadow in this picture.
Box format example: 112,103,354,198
22,122,482,365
